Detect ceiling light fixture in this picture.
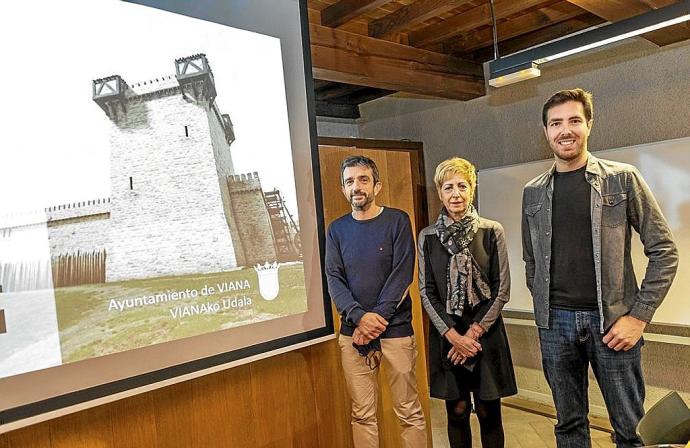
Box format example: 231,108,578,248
488,62,541,88
488,0,690,87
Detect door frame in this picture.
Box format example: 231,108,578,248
316,136,433,415
317,137,428,235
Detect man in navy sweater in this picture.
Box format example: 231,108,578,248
326,155,427,447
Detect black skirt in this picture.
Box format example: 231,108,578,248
428,309,517,401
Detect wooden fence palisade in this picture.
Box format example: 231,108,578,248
51,250,106,288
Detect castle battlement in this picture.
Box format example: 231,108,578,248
93,54,228,125
0,198,113,230
228,172,260,182
46,198,111,223
227,172,262,193
128,75,180,97
93,75,129,96
175,53,214,77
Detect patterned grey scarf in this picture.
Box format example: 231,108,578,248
435,205,492,317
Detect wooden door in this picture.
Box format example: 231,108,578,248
317,138,431,448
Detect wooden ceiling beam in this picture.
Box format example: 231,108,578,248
565,0,690,46
315,83,370,101
319,85,395,105
368,0,474,38
565,0,649,19
315,101,361,118
408,0,551,47
445,1,585,55
472,13,604,61
310,23,485,100
320,0,394,28
342,88,395,105
312,79,333,91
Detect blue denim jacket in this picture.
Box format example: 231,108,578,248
521,154,678,332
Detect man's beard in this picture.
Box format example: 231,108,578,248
350,191,374,211
551,136,586,162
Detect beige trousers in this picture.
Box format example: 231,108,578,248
338,335,428,448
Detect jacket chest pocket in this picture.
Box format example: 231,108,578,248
525,203,543,222
601,192,627,227
524,202,543,239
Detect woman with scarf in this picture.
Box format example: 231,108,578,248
418,157,517,447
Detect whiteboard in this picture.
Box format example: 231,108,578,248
478,137,689,326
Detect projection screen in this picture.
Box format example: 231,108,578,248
0,0,332,431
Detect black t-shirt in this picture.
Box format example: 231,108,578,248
549,165,598,310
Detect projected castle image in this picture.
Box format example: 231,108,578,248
0,54,300,291
1,54,308,373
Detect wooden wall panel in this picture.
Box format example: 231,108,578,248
188,367,254,447
308,340,353,446
284,353,321,446
152,382,193,448
110,393,158,448
50,405,113,448
0,138,428,448
249,351,319,446
3,422,50,448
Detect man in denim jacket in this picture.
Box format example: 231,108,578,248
521,89,678,448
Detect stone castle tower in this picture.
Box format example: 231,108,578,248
227,172,278,265
1,54,290,292
93,54,247,281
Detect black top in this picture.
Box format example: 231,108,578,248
325,207,415,338
418,218,517,401
550,165,598,310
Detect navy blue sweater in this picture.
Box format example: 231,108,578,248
325,207,415,338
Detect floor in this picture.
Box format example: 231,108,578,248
430,399,616,448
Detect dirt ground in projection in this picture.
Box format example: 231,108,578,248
54,263,307,362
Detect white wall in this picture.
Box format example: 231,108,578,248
316,117,360,138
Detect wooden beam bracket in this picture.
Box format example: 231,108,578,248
310,23,485,100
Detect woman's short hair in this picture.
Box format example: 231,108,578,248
434,157,477,196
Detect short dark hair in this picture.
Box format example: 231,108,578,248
542,88,594,127
340,155,380,185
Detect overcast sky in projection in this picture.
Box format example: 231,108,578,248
0,0,298,218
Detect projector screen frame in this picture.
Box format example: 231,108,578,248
0,0,334,432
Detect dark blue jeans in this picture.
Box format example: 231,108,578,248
539,309,645,448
